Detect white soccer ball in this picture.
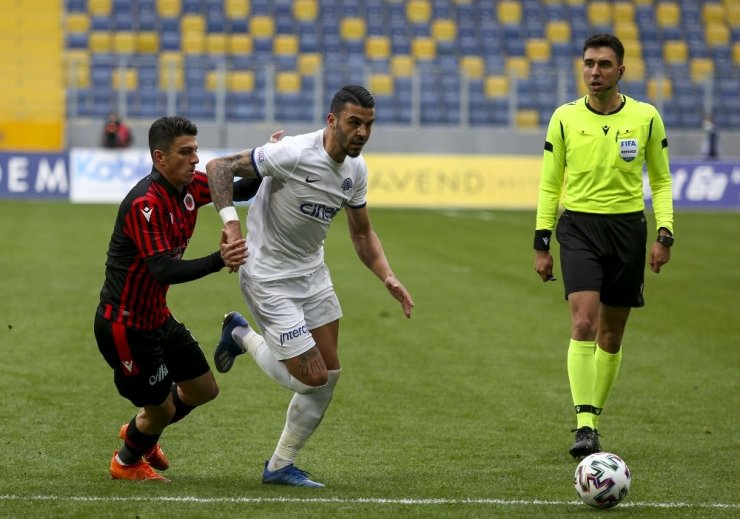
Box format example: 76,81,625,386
574,452,631,509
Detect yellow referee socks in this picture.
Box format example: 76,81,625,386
592,345,623,429
567,339,597,429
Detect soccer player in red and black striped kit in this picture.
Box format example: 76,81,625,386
94,116,260,481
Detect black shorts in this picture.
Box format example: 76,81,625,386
555,210,647,308
94,311,210,407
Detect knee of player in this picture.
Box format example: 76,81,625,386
302,371,329,389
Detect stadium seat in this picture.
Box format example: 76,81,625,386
369,73,394,96
689,57,714,83
624,57,646,81
112,31,136,54
484,75,509,98
274,34,299,57
159,52,184,90
613,2,635,21
181,14,205,34
506,56,530,79
734,41,740,66
298,52,322,76
460,55,484,80
112,68,137,91
365,36,391,61
705,22,730,47
498,1,522,25
228,34,253,56
411,37,436,61
226,70,255,93
66,12,90,34
340,17,366,41
431,19,457,43
89,0,112,17
546,20,571,43
293,0,318,23
64,50,91,89
587,1,613,27
205,33,227,55
647,76,673,101
406,0,432,24
614,21,639,42
182,32,205,54
656,2,681,28
137,32,160,54
391,55,415,77
250,15,275,38
702,3,725,24
157,0,181,18
515,109,538,128
275,71,301,94
663,40,688,65
525,39,551,63
89,31,112,53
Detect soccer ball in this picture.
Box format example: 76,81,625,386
574,452,631,509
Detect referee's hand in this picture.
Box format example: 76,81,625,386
534,250,556,282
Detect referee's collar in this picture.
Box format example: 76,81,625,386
585,94,626,116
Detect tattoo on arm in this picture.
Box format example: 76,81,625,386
206,150,256,211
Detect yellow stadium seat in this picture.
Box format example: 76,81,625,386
226,0,250,19
546,21,571,43
273,34,299,56
159,52,183,76
64,50,90,88
622,38,642,60
705,22,730,46
229,34,253,55
498,1,522,25
506,56,530,79
614,21,639,41
516,109,539,128
565,0,586,6
411,37,436,60
340,17,366,40
182,32,205,54
293,0,318,22
624,58,645,81
276,71,301,94
250,15,275,38
663,40,687,64
484,75,509,98
431,19,457,42
298,53,322,75
206,34,227,55
647,76,672,101
112,68,137,90
689,58,714,82
702,3,725,24
181,14,205,34
460,55,485,79
159,68,183,90
587,1,613,26
89,31,112,53
734,42,740,66
228,70,255,92
205,70,224,91
656,2,680,28
728,3,740,27
613,2,635,21
66,13,90,33
157,0,181,18
369,73,394,95
137,32,160,53
526,39,551,62
88,0,112,17
407,0,432,23
391,55,415,77
113,32,136,54
365,36,391,60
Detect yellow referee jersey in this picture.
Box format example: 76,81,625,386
535,94,674,233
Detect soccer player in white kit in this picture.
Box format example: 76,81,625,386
206,85,414,487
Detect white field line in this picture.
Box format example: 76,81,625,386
0,495,738,509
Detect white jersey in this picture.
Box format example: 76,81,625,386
243,128,368,281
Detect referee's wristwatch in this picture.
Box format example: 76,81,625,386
656,229,674,247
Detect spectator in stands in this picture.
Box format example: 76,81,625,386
533,34,674,459
205,85,414,488
702,114,719,159
102,112,133,148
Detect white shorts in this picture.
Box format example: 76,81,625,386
238,264,343,360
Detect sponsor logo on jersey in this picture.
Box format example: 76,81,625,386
299,202,340,221
619,139,638,162
279,324,308,345
148,363,169,386
183,193,195,211
305,176,321,183
257,148,265,163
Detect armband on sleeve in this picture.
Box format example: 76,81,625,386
533,230,552,251
219,206,239,224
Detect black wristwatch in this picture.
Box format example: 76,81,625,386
657,234,674,247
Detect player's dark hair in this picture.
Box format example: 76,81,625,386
583,33,625,65
330,85,375,115
148,116,198,155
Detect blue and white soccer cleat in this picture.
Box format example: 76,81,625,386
213,311,250,373
262,461,326,488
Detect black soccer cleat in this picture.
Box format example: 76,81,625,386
569,427,602,458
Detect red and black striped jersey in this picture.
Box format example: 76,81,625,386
98,169,213,330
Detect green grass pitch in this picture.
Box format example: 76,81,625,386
0,200,737,518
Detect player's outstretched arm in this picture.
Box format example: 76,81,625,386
346,206,414,318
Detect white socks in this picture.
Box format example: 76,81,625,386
232,326,319,395
268,369,341,471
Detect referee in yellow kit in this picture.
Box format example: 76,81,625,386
533,33,675,458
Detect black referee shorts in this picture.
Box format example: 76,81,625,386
94,312,211,407
555,210,647,308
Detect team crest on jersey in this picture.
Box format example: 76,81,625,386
183,193,195,211
619,138,639,162
341,178,353,195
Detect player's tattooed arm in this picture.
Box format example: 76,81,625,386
206,149,258,211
